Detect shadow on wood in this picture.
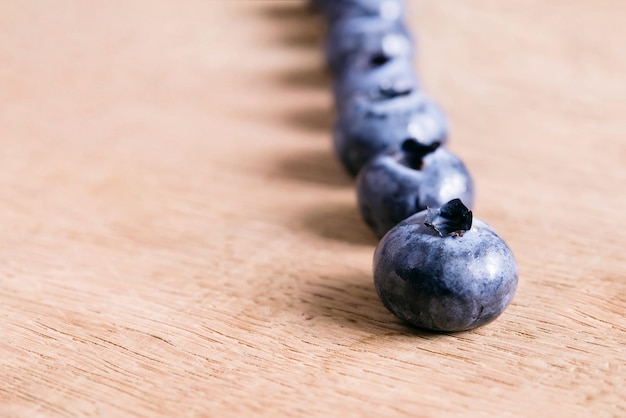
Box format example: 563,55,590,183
276,66,330,90
274,146,351,188
299,269,444,339
254,0,325,49
256,1,315,20
283,105,335,132
300,200,379,246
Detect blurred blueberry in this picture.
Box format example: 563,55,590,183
332,51,418,106
333,86,449,176
317,0,406,23
325,16,413,74
373,199,518,332
356,139,474,237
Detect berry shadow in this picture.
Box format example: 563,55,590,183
301,200,379,246
284,105,335,132
256,1,326,48
256,0,333,130
299,269,444,338
276,146,352,188
280,30,324,49
257,1,314,20
278,66,330,90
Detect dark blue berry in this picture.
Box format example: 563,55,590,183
332,52,418,106
373,199,518,332
325,16,413,74
333,87,449,176
320,0,405,23
356,139,474,237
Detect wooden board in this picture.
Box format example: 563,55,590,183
1,1,625,416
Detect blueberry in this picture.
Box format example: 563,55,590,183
332,51,418,106
320,0,405,23
333,87,449,176
356,139,474,237
325,16,413,74
373,199,518,332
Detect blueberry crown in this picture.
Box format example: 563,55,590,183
369,53,391,67
399,138,440,170
424,198,473,237
368,82,414,101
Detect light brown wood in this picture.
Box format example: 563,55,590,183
1,1,625,416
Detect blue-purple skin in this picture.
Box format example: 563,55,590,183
317,0,405,23
332,52,418,106
325,16,413,74
356,140,474,238
373,205,518,332
333,87,449,176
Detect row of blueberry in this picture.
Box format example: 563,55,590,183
310,0,519,332
314,0,475,238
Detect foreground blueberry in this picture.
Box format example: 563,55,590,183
325,16,413,74
373,199,518,332
333,86,449,176
356,139,474,237
332,51,418,105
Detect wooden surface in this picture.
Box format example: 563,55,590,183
1,1,625,416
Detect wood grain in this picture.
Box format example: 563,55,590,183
1,1,625,416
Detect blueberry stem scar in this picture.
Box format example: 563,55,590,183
399,138,440,170
377,84,413,99
424,198,473,237
369,53,391,67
